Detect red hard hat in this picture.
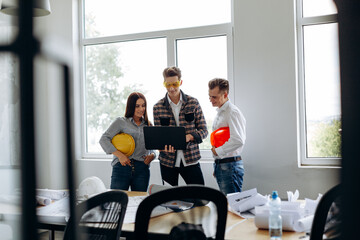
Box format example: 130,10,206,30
210,127,230,148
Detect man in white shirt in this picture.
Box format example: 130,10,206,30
208,78,246,194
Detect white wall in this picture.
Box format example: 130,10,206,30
32,0,76,189
36,0,340,199
232,0,340,198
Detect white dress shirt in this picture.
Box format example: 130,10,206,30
212,100,246,159
167,94,194,167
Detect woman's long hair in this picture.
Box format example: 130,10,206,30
124,92,151,125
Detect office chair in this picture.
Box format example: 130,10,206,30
134,185,228,240
63,190,128,240
310,184,341,240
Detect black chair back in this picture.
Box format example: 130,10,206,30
63,190,128,240
310,184,341,240
134,185,227,240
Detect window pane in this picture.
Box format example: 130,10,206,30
177,36,228,150
84,0,231,38
302,0,337,17
85,38,166,153
303,23,341,158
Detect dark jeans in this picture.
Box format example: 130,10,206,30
160,161,205,186
110,160,150,191
214,160,244,195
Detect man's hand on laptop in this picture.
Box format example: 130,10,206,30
161,145,175,153
186,134,194,142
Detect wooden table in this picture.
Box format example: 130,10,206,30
123,191,306,240
0,191,307,239
225,212,306,240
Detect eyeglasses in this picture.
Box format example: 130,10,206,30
163,80,181,88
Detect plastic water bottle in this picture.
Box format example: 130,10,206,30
269,191,282,239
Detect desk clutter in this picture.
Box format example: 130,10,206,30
36,195,70,223
17,176,323,238
34,179,322,233
36,176,106,224
125,184,199,223
0,188,68,206
227,188,322,233
36,189,69,206
34,179,192,225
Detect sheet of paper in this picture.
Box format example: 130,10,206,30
123,195,172,224
227,188,257,207
123,196,146,223
36,196,70,223
281,201,301,211
228,206,255,218
304,195,321,216
287,190,299,202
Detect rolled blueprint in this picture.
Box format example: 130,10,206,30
36,189,69,200
294,215,314,232
254,210,302,231
36,196,51,206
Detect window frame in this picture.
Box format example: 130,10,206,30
78,1,234,160
296,0,341,166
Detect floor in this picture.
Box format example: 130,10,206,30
38,230,63,240
38,230,127,240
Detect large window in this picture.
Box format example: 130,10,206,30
80,0,232,158
297,0,341,166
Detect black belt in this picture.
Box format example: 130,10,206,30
215,156,242,164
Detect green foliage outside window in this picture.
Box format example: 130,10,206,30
308,119,342,158
199,120,213,150
85,15,143,133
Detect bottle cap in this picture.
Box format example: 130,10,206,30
271,191,278,199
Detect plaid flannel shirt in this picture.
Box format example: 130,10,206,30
153,91,208,168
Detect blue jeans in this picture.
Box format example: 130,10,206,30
110,160,150,191
214,160,244,195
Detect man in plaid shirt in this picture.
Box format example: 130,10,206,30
153,66,208,186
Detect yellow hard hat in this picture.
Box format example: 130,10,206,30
111,133,135,156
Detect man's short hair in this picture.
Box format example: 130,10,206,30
163,66,182,80
208,78,229,93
